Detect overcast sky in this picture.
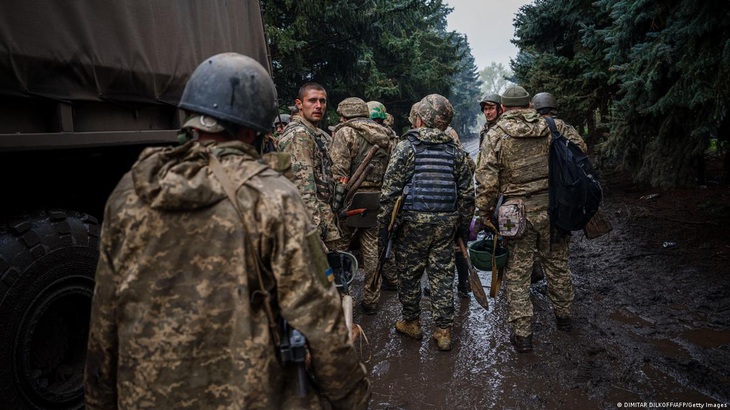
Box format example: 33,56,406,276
445,0,532,71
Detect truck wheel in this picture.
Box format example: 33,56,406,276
0,210,99,410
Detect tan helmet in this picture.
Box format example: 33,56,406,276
501,85,531,107
337,97,369,118
416,94,453,131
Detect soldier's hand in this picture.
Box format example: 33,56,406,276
472,217,485,236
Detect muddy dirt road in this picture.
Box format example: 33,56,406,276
347,136,730,409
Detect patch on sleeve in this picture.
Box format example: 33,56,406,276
306,229,333,287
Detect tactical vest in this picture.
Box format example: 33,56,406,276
287,122,333,203
402,134,458,213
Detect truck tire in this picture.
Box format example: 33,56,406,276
0,210,99,410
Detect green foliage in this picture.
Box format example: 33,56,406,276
513,0,730,187
262,0,480,134
479,62,514,95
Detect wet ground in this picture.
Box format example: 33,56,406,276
347,136,730,409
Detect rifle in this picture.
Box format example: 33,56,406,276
278,319,308,398
372,188,407,288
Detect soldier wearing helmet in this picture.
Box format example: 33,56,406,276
278,83,342,248
367,100,399,145
474,85,588,354
330,97,392,315
479,93,503,144
527,91,563,284
379,94,475,352
260,113,291,154
273,113,291,136
84,53,371,409
531,92,559,116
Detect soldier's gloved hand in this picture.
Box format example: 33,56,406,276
378,226,389,251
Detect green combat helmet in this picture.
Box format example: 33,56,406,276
337,97,369,119
531,92,558,115
500,85,531,107
367,101,387,121
468,237,509,270
479,93,501,108
416,94,453,131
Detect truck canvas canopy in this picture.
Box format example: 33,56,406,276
0,0,270,105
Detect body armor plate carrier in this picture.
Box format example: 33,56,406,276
402,134,458,213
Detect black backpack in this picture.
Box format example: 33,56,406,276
546,117,602,239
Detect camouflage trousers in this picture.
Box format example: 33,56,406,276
395,220,457,328
337,224,381,306
380,248,398,285
504,210,574,337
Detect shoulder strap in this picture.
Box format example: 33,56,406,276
208,153,281,346
544,116,561,141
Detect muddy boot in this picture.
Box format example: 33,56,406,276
510,333,533,353
556,316,573,331
531,262,545,284
360,301,377,316
432,327,452,351
395,319,423,340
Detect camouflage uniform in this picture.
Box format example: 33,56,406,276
475,108,587,337
331,117,391,307
380,126,475,329
444,126,476,295
84,140,370,409
278,114,341,245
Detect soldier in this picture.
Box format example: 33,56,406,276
479,93,502,147
422,119,474,300
331,97,392,314
475,85,588,353
278,83,341,248
260,113,290,154
273,113,291,137
367,100,399,142
443,126,476,299
380,94,475,351
366,101,400,291
526,91,566,284
84,53,370,409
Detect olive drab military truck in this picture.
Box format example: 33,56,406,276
0,2,270,408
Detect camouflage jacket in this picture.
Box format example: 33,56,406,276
278,115,340,242
379,127,475,235
475,109,587,220
331,117,391,190
84,140,370,410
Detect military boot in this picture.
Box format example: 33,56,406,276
432,327,453,351
395,319,423,340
